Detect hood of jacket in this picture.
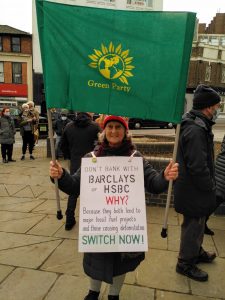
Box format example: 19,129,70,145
73,112,92,128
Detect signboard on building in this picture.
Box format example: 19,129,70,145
0,83,28,97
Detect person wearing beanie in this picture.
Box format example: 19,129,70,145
49,114,178,300
174,84,221,282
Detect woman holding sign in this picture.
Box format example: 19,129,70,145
50,115,178,300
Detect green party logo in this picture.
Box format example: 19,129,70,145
88,42,135,85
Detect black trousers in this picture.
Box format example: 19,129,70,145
1,143,13,160
22,131,34,155
178,215,205,264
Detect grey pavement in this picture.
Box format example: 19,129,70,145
0,135,225,300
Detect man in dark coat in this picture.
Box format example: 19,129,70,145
60,112,101,230
174,84,221,282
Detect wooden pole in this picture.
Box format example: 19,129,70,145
47,109,63,220
161,124,181,238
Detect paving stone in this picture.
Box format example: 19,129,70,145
0,184,8,196
212,229,225,257
147,223,167,250
191,258,225,299
28,215,65,236
14,186,34,198
0,232,60,250
168,224,180,251
156,290,220,299
0,198,45,212
137,248,190,293
0,239,62,268
0,174,30,185
207,215,225,231
45,274,89,300
0,265,14,282
0,214,45,233
4,184,27,196
30,185,49,197
0,211,42,222
41,239,84,275
32,199,67,214
0,268,57,300
54,217,79,240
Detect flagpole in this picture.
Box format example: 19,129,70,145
47,109,63,220
161,124,181,238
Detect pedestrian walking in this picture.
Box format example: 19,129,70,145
0,107,16,163
27,101,40,144
174,84,221,282
19,103,36,160
50,115,178,300
60,112,101,230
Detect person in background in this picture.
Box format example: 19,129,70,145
53,109,71,159
60,112,101,230
19,103,36,160
27,101,40,145
95,114,106,129
0,107,16,163
174,84,221,282
50,115,178,300
205,134,225,234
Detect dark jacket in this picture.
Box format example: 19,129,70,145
53,117,71,136
215,135,225,201
60,112,101,172
56,141,168,283
174,109,216,217
0,115,16,144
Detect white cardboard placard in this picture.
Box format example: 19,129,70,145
79,156,148,252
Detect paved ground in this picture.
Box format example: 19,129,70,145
0,134,225,300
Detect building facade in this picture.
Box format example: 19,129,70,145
186,13,225,115
0,25,32,107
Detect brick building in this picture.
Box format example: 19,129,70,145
186,13,225,114
0,25,32,106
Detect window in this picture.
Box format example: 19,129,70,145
0,37,2,51
12,62,22,84
205,65,211,82
221,67,225,84
0,62,4,82
11,37,21,52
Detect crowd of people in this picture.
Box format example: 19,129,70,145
1,85,225,299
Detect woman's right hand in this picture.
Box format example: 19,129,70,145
49,160,63,179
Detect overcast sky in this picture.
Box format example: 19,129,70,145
0,0,225,33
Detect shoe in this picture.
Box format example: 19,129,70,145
108,296,119,300
176,263,208,282
3,158,8,163
30,155,35,160
204,225,214,235
8,159,16,162
21,155,25,160
197,250,216,263
65,218,76,231
84,290,100,300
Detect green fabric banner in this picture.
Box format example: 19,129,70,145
36,0,196,123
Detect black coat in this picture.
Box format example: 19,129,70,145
56,143,168,283
174,109,216,217
60,113,101,173
215,135,225,201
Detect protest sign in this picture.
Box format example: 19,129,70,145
79,156,148,252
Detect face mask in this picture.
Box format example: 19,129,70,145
212,108,220,122
61,116,67,121
4,112,10,116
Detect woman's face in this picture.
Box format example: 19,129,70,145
105,121,126,147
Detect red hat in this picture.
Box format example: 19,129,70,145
103,115,128,130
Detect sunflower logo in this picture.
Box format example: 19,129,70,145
88,42,135,85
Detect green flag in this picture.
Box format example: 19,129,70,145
36,0,196,123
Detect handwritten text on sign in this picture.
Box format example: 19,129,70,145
79,156,148,252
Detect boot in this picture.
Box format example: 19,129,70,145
84,290,100,300
197,248,216,263
176,263,208,282
108,296,119,300
65,217,76,231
